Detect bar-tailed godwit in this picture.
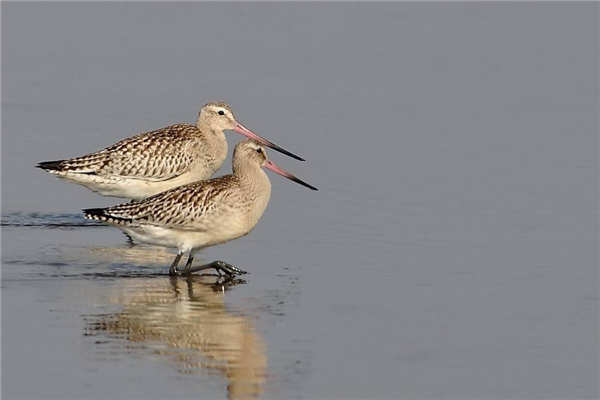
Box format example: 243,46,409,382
38,102,304,200
83,139,317,276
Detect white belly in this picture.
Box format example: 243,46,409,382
120,225,209,252
119,219,250,254
57,167,214,200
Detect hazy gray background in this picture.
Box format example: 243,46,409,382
2,2,598,399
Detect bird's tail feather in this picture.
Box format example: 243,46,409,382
83,208,133,225
36,160,67,171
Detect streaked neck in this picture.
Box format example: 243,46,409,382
196,121,228,166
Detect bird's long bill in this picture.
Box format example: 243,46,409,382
233,122,305,161
264,160,318,191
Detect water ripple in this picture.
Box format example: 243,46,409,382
1,212,102,228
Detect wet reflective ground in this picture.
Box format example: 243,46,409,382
2,219,297,399
2,3,599,399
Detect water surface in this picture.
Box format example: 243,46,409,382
2,3,599,399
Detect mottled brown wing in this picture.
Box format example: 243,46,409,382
52,124,206,181
98,175,242,229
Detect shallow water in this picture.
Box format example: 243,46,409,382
2,3,599,399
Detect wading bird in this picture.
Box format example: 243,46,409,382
38,102,304,199
83,140,316,276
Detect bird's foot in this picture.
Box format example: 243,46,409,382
180,260,247,277
212,260,247,276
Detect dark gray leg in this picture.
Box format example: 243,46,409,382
180,254,195,275
182,260,247,277
168,253,183,276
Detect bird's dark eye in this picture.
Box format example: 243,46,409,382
218,110,225,116
256,148,263,154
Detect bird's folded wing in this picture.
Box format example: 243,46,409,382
100,175,241,229
55,124,206,181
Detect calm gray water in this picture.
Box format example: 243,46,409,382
2,3,598,399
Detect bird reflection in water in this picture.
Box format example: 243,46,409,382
85,275,267,399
